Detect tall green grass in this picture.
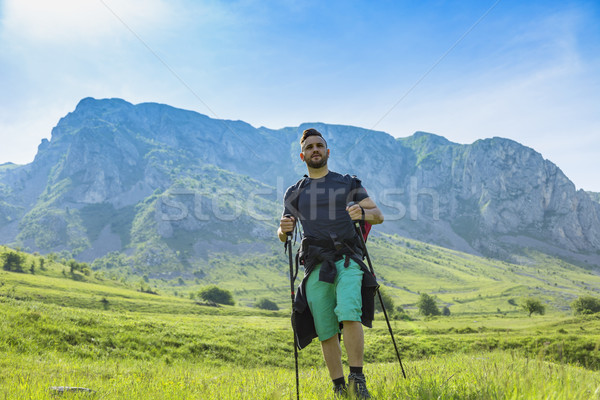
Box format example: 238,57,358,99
2,351,599,399
2,295,599,371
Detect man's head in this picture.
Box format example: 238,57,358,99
300,128,327,149
300,128,329,169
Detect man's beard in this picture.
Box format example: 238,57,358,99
305,152,328,169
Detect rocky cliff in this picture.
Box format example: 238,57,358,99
1,97,598,271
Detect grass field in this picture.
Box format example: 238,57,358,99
2,244,600,399
3,351,600,399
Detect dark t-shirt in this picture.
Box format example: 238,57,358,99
283,171,369,242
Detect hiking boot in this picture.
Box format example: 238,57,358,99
348,372,371,399
333,383,347,398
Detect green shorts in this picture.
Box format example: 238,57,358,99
305,258,364,341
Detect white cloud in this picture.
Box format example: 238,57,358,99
0,0,175,44
0,0,186,166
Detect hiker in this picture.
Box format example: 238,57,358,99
278,128,384,399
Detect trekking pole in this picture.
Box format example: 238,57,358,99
347,203,407,379
284,215,300,400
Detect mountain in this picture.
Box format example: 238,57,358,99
1,97,599,274
588,191,600,205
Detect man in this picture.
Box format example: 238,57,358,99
278,128,384,398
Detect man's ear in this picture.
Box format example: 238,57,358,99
327,149,330,156
300,152,305,161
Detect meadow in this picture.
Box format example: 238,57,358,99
2,262,600,399
75,233,600,319
3,350,600,399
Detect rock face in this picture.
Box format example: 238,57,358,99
395,134,600,259
0,97,599,268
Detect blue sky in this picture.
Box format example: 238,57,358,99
1,0,599,190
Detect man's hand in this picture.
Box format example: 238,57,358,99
347,198,384,225
280,215,296,234
346,204,363,221
278,215,296,241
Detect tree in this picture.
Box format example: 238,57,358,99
255,298,279,311
375,288,395,313
67,259,91,278
442,306,451,316
1,251,25,272
523,298,546,317
571,296,600,315
47,253,57,263
197,285,235,305
417,293,440,316
68,259,78,275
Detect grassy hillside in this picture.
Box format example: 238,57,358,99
367,234,600,314
4,230,600,318
106,233,600,319
2,245,600,398
2,264,600,399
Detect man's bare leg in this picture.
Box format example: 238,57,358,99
343,321,372,398
321,321,364,377
341,320,364,367
320,334,344,379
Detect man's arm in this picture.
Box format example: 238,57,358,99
347,197,384,225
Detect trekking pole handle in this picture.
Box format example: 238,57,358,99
283,214,294,237
346,202,364,223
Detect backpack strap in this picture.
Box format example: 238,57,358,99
286,175,309,245
288,174,309,220
350,175,372,242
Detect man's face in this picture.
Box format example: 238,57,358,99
301,136,329,168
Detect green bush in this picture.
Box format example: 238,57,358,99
571,296,600,315
417,293,440,316
197,285,235,306
523,298,545,317
1,251,25,272
255,298,279,311
375,287,395,313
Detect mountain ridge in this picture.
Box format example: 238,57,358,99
1,97,599,272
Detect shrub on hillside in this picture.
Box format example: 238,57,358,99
255,298,279,311
394,306,413,321
418,293,441,316
67,259,91,277
375,287,395,313
571,296,600,315
197,285,235,306
1,251,25,272
523,298,545,317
